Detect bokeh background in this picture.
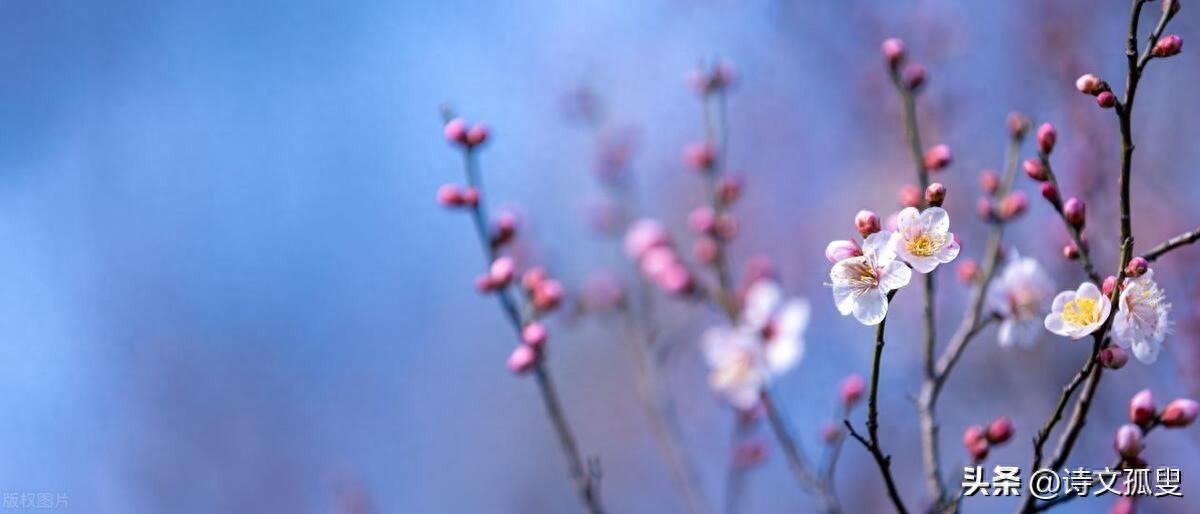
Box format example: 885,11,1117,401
1,0,1198,513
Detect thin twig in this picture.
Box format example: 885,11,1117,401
1142,225,1200,261
846,290,909,514
1037,155,1102,284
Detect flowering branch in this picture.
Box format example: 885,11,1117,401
1033,154,1101,284
844,288,909,514
1141,225,1200,261
439,110,604,514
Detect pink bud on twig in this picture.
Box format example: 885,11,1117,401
1152,35,1183,58
688,206,717,234
1130,389,1156,425
507,344,539,374
902,63,926,91
1125,257,1149,278
1063,244,1080,261
1099,346,1129,370
977,197,996,222
979,170,999,195
465,123,489,147
882,38,906,68
1114,424,1144,458
957,259,980,284
693,237,718,264
1007,112,1030,139
855,210,881,237
986,417,1014,445
1102,275,1119,296
1023,158,1047,182
1096,91,1118,109
925,182,946,207
461,187,480,207
840,374,865,408
1075,74,1104,95
437,184,464,207
444,118,469,144
522,267,547,293
682,142,716,171
522,322,548,349
1040,182,1061,209
825,239,862,264
1063,197,1086,229
1161,399,1200,428
716,176,744,205
1000,191,1028,220
923,144,952,172
1037,123,1057,154
532,280,564,312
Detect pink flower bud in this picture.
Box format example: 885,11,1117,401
825,239,862,264
682,142,716,171
507,344,539,374
986,417,1014,445
882,38,906,67
1023,158,1047,181
1040,182,1061,208
688,206,716,234
1152,35,1183,57
1102,275,1119,296
1064,197,1086,229
1097,91,1118,109
977,197,996,222
1063,243,1080,261
521,322,548,349
716,176,744,205
980,169,999,194
925,182,947,207
1099,346,1129,371
1111,497,1136,514
968,438,989,461
444,118,469,144
657,264,695,296
533,279,564,312
1037,123,1057,154
522,267,548,293
491,211,518,247
475,273,496,293
903,63,926,91
1130,389,1155,426
1000,191,1029,220
923,144,953,171
1161,399,1200,428
1075,74,1104,95
465,123,490,147
821,422,841,445
840,374,865,408
1125,257,1149,278
693,237,719,264
714,214,739,240
489,257,515,286
624,219,670,260
899,184,922,207
437,184,464,207
855,210,881,237
460,187,480,207
957,259,981,284
963,425,986,447
1114,424,1144,458
1007,112,1031,139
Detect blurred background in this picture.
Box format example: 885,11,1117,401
0,0,1198,512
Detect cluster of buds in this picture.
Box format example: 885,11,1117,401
882,38,927,92
963,417,1014,462
688,179,743,262
443,117,490,148
976,191,1028,223
825,210,880,264
820,374,866,446
686,59,736,96
507,320,548,374
1117,390,1200,462
521,266,565,312
624,219,695,296
1075,74,1118,109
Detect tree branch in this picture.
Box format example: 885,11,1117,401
1141,225,1200,262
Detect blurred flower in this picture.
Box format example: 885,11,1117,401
1045,282,1111,339
1113,270,1172,364
830,231,912,325
987,251,1054,348
702,280,809,409
894,207,960,273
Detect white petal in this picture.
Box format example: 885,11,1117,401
921,207,951,233
1044,313,1068,336
1051,291,1076,312
767,300,809,373
743,281,782,330
832,284,858,316
1132,340,1160,364
725,382,763,410
904,253,939,274
997,320,1016,348
702,326,743,368
937,234,961,263
878,261,912,292
862,231,898,265
1075,282,1102,301
896,207,921,233
853,290,889,326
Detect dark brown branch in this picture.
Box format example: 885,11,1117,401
1142,226,1200,261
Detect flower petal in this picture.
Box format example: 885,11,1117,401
878,260,913,291
743,281,782,330
896,207,921,233
1132,340,1160,364
1075,282,1102,301
920,206,951,233
1051,290,1076,312
1044,313,1068,336
853,289,889,325
937,233,960,263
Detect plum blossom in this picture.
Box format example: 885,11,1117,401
987,252,1055,348
894,207,960,273
1112,269,1172,364
702,281,809,409
1044,282,1111,339
830,231,912,325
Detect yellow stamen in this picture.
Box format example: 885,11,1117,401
1062,298,1099,327
906,233,946,257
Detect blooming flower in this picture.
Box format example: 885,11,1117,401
1044,282,1111,339
830,231,912,325
894,207,960,273
702,281,809,409
986,252,1055,348
1112,269,1172,364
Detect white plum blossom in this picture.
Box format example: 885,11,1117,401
702,281,809,409
1113,270,1172,364
1044,282,1111,339
894,207,960,273
830,231,912,325
987,252,1055,348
